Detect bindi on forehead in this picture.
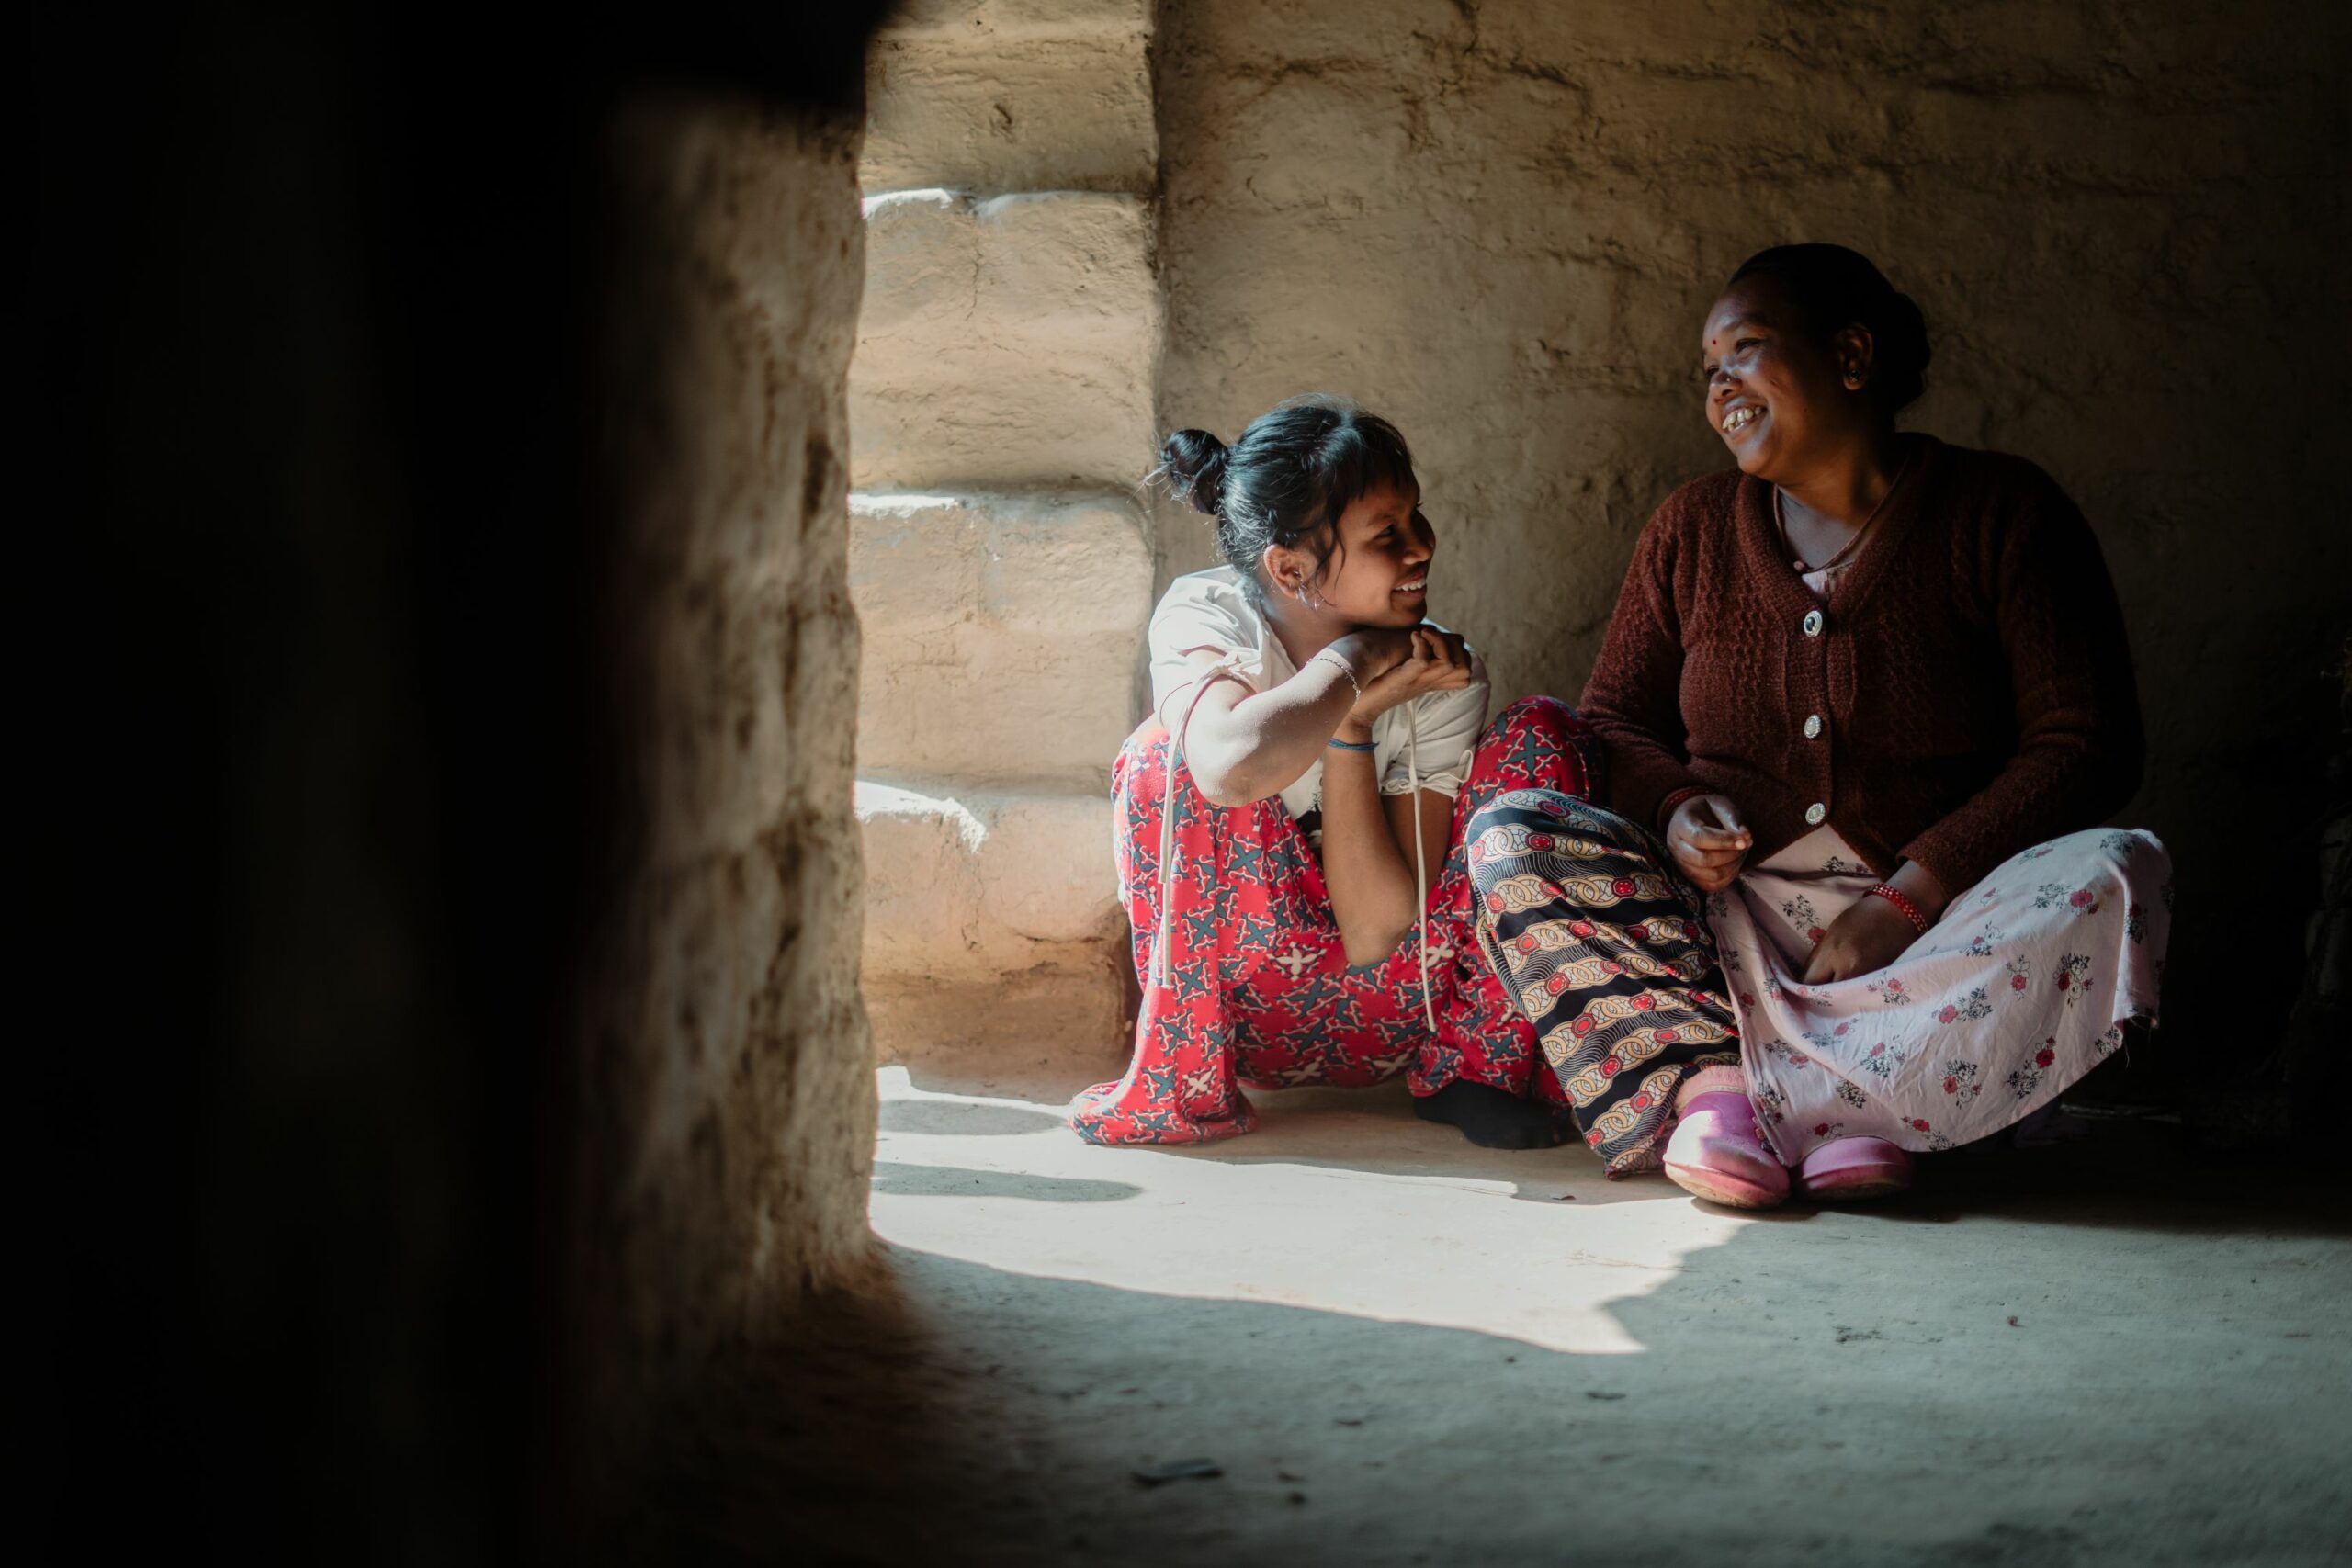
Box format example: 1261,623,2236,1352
1705,306,1778,344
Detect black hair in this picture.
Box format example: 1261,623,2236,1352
1155,394,1417,605
1729,243,1932,415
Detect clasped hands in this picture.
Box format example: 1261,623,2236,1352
1665,793,1920,983
1329,625,1473,736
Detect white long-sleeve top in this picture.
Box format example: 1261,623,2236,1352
1146,566,1488,819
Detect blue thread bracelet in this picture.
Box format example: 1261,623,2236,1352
1328,736,1376,752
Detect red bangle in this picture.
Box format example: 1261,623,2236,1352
1657,785,1709,831
1864,883,1930,935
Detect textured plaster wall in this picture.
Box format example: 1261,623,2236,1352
850,0,1159,1066
865,0,1156,193
583,98,874,1398
1156,0,2351,1027
854,189,1161,491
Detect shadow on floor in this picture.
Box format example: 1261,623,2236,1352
621,1064,2352,1562
872,1160,1142,1203
893,1064,2352,1237
611,1168,2352,1567
878,1099,1069,1136
1204,1111,2352,1235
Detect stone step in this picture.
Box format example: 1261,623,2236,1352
850,489,1148,788
852,189,1159,491
856,776,1132,1066
864,0,1154,196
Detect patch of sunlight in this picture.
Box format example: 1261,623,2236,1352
869,1066,1749,1357
861,187,959,219
850,492,967,514
853,781,987,849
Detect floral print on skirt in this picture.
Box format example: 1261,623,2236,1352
1069,697,1602,1146
1717,824,2173,1161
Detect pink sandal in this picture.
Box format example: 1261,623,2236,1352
1662,1089,1790,1210
1796,1136,1914,1201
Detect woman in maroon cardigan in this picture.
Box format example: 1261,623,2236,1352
1463,244,2172,1206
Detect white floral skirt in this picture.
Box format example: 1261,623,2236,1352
1710,825,2173,1162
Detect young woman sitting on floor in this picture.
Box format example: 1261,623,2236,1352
1464,244,2173,1203
1070,395,1604,1151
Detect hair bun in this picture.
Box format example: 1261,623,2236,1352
1158,428,1229,515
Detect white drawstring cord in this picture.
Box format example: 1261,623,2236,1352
1316,643,1430,1024
1406,704,1434,1031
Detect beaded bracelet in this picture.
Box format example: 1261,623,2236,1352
1864,883,1930,934
1311,646,1363,698
1327,735,1376,753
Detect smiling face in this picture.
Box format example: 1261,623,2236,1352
1702,276,1878,483
1267,481,1432,628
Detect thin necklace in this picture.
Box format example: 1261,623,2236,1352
1774,450,1910,574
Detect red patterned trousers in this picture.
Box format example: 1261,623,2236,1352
1069,697,1601,1145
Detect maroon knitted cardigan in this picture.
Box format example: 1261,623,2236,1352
1578,435,2144,898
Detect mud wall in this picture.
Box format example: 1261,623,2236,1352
583,97,876,1402
36,3,894,1551
849,0,1159,1066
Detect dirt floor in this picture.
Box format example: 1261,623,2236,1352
629,1067,2352,1566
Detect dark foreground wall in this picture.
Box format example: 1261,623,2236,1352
583,95,876,1418
34,6,888,1559
1156,0,2352,1048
